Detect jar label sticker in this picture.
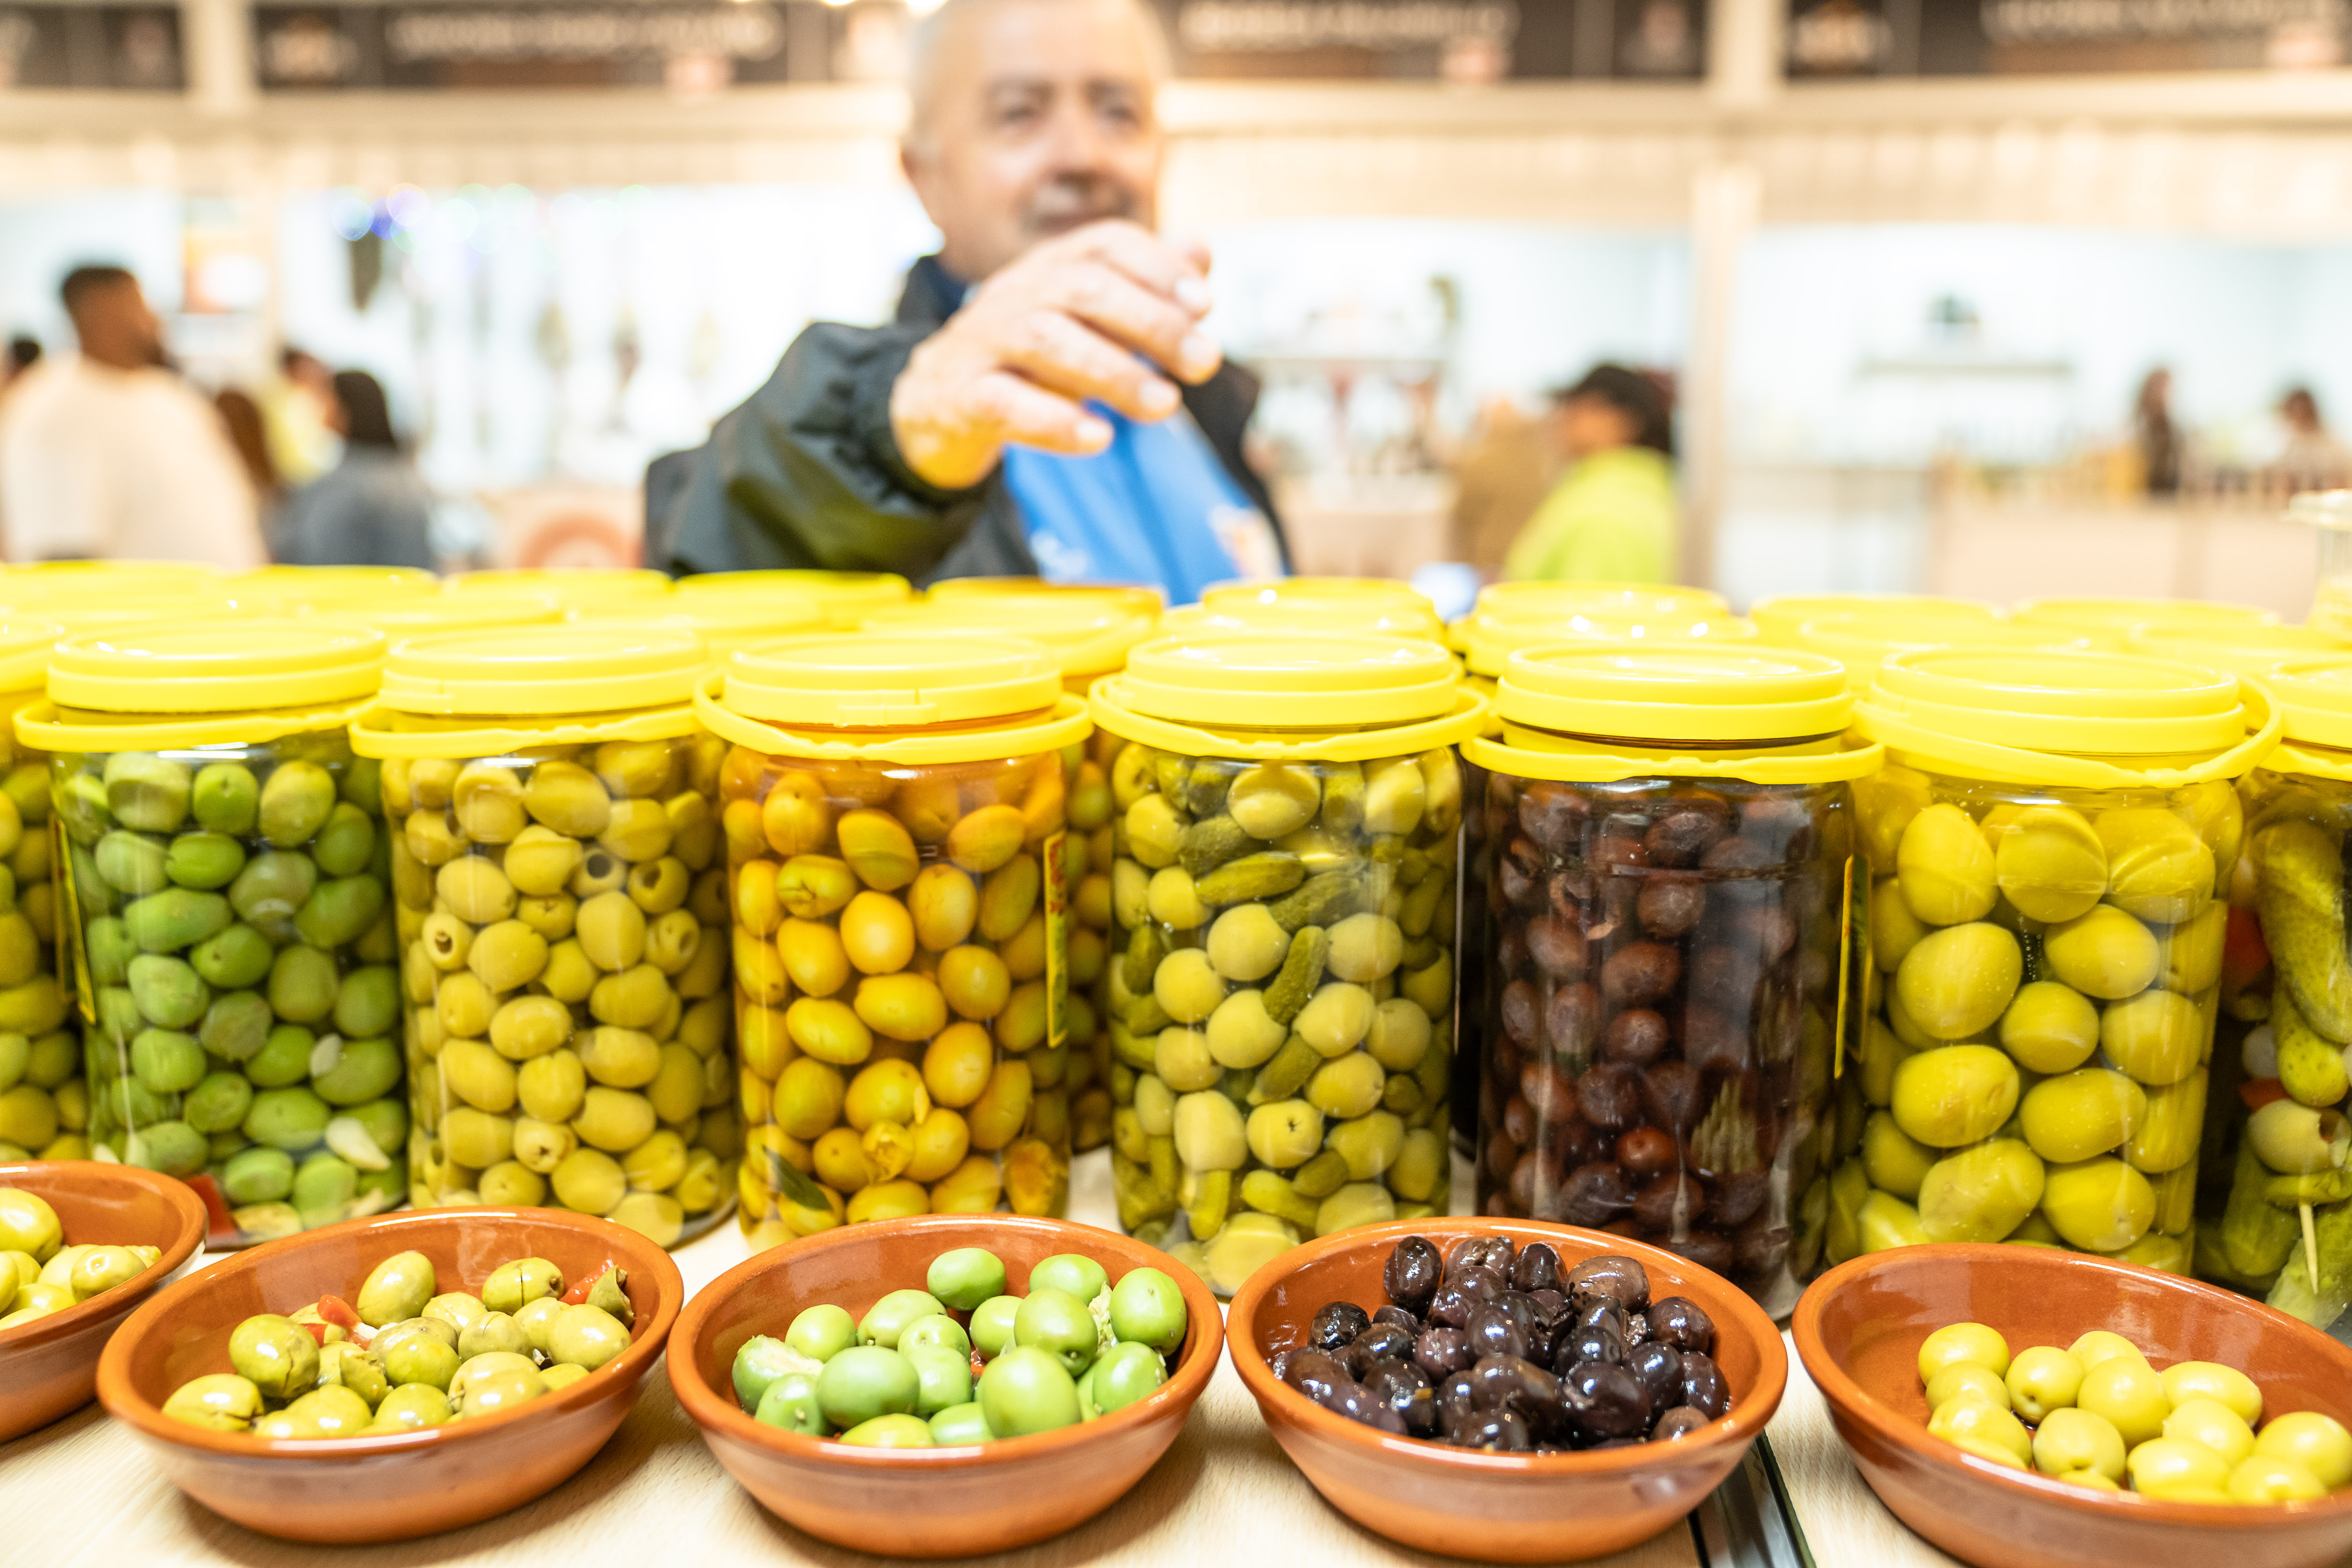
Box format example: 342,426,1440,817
1835,852,1857,1080
1043,827,1069,1050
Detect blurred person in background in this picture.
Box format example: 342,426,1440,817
2136,367,2181,497
2276,386,2351,492
215,389,283,542
1448,395,1552,578
0,266,262,566
262,347,340,486
269,370,434,569
1503,364,1678,584
650,0,1285,601
1,337,39,402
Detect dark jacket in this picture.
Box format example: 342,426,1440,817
270,448,435,570
649,255,1282,585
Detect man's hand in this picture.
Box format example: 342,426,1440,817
889,221,1221,492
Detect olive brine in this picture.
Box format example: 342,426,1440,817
1273,1234,1732,1451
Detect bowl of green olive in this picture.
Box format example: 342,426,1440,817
94,1204,679,1542
1,1161,208,1442
1794,1243,2352,1568
668,1212,1224,1557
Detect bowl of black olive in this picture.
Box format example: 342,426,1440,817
1227,1219,1788,1561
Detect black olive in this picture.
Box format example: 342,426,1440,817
1427,1283,1480,1330
1464,1302,1529,1364
1353,1322,1416,1365
1511,1242,1563,1295
1283,1348,1352,1406
1372,1304,1422,1336
1625,1341,1684,1411
1363,1357,1438,1436
1680,1350,1732,1418
1383,1236,1442,1316
1576,1298,1629,1342
1413,1325,1477,1379
1332,1380,1407,1432
1646,1296,1716,1355
1449,1409,1534,1451
1452,1235,1517,1279
1436,1370,1480,1429
1653,1405,1712,1440
1563,1361,1652,1440
1565,1254,1652,1313
1309,1300,1372,1352
1452,1264,1507,1304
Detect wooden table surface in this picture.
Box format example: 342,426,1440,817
0,1152,1716,1568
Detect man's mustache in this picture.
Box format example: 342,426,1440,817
1025,179,1143,232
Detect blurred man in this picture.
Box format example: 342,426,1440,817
0,266,262,565
653,0,1283,598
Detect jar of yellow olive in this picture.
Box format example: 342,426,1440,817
1836,649,2278,1272
349,626,736,1248
25,619,398,1245
0,621,74,1163
1089,632,1489,1295
694,633,1087,1244
859,592,1161,1159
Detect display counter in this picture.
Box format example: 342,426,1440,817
1930,498,2315,619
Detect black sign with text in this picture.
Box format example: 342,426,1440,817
1153,0,1705,79
0,4,181,88
252,0,791,89
1788,0,2350,75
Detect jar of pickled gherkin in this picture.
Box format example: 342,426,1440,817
1089,633,1487,1295
859,594,1159,1159
1839,649,2279,1273
348,626,736,1248
2200,656,2352,1321
22,620,398,1245
0,622,73,1162
1466,645,1874,1312
695,633,1088,1244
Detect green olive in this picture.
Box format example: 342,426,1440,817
2254,1411,2352,1490
546,1302,630,1370
2040,1157,2157,1252
1897,803,1998,927
2095,806,2213,925
2164,1398,2256,1466
356,1249,436,1326
2005,1345,2084,1423
2160,1361,2263,1425
858,1288,948,1350
228,1312,321,1400
2018,1069,2145,1163
1998,981,2102,1074
1861,1110,1936,1199
1993,805,2107,924
1928,1394,2032,1464
1918,1320,2012,1382
162,1373,264,1432
2099,988,2206,1087
1893,923,2021,1041
1926,1362,2009,1413
1890,1045,2020,1149
2043,906,2161,1000
1917,1139,2045,1244
2033,1405,2127,1479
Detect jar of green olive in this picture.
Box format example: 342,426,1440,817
1837,648,2277,1272
1088,632,1489,1295
22,619,397,1244
696,633,1087,1246
348,626,737,1248
0,620,74,1162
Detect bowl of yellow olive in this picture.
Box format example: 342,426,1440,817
95,1204,679,1542
1794,1243,2352,1568
0,1161,207,1442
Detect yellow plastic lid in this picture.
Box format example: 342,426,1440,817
926,578,1163,618
1203,575,1431,608
0,621,64,697
1795,610,2097,694
861,598,1158,681
233,566,440,611
2267,656,2352,771
1498,643,1852,743
47,618,385,714
1855,648,2280,787
1475,581,1731,621
716,633,1059,729
2124,621,2350,678
676,570,909,609
1455,609,1757,676
314,595,565,638
376,625,706,717
1091,632,1485,762
572,597,828,663
1159,599,1449,641
0,560,223,595
444,569,675,607
1749,594,2000,647
2012,597,2281,641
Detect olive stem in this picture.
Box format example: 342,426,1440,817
2305,1202,2323,1294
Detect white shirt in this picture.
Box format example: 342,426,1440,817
0,355,264,567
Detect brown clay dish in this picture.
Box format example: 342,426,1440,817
1793,1242,2352,1568
0,1159,209,1444
667,1212,1224,1558
1227,1216,1788,1562
95,1204,681,1543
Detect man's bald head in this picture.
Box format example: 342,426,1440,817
901,0,1168,282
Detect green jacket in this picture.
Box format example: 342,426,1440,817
1503,445,1678,584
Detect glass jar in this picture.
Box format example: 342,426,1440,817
1089,632,1487,1295
349,626,736,1248
1466,645,1871,1313
1838,649,2278,1273
860,595,1161,1159
2198,657,2352,1322
2301,492,2352,638
696,633,1088,1245
0,623,73,1162
26,620,397,1245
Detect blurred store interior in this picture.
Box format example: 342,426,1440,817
2,0,2349,612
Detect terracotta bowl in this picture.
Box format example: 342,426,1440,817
1226,1216,1789,1563
95,1204,682,1543
1,1160,209,1443
1792,1242,2352,1568
669,1211,1224,1558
